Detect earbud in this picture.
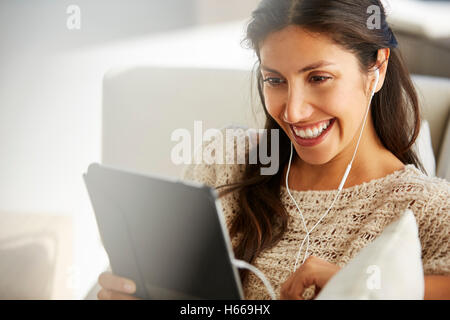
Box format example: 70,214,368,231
371,69,380,97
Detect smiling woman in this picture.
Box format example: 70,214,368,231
96,0,450,301
193,0,449,300
257,26,400,176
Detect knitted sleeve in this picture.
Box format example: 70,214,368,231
414,178,450,276
179,140,218,188
179,125,251,190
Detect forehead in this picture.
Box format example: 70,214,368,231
259,25,355,70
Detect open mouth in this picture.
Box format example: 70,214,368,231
290,118,336,147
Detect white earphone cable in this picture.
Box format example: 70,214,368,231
287,69,380,272
232,69,380,298
232,259,276,300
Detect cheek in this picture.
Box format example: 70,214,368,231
328,91,368,143
263,84,367,145
263,90,285,120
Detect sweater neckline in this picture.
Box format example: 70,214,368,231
280,164,420,197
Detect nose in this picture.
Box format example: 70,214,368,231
282,86,314,124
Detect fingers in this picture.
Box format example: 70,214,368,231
279,256,340,300
280,274,305,300
313,285,322,299
279,257,317,300
98,271,136,295
97,288,140,300
285,278,305,300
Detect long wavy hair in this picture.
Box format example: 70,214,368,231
216,0,425,284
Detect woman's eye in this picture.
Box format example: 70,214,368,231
310,75,331,83
263,77,285,87
263,75,331,87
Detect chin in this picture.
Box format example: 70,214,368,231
295,149,335,166
300,156,332,166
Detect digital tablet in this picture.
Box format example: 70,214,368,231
83,163,244,299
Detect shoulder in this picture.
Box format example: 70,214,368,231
180,125,256,189
373,164,449,245
384,165,449,226
388,165,449,209
357,164,449,212
355,165,449,275
377,164,448,201
389,165,449,275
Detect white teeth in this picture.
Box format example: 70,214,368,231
293,119,332,139
312,127,319,136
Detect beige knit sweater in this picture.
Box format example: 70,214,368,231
180,128,450,300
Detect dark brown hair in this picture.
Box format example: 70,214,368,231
216,0,425,283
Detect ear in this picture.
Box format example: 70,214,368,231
373,48,390,94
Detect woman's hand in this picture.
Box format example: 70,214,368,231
97,271,141,300
280,256,340,300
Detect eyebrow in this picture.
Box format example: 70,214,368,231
260,60,335,74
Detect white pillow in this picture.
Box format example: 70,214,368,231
316,209,424,300
413,120,436,177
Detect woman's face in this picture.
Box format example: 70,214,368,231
259,25,374,166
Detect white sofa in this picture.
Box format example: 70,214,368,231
0,213,74,299
100,67,450,180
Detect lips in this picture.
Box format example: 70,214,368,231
290,118,336,147
291,119,333,139
292,118,333,130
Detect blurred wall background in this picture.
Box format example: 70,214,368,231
0,0,448,300
0,0,260,300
